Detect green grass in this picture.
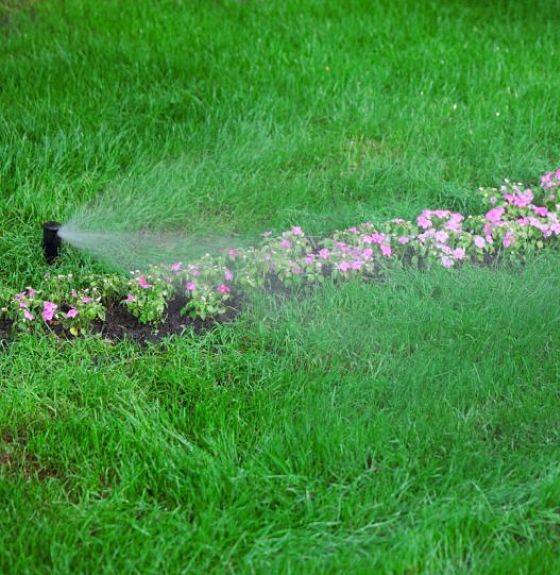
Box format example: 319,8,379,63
2,0,560,572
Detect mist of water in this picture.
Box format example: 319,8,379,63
58,225,254,271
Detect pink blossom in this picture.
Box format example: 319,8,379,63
27,288,36,298
541,172,553,188
42,301,57,323
533,206,548,217
66,308,79,319
280,239,292,249
503,231,515,248
137,276,152,289
81,297,93,304
217,284,231,295
434,231,449,244
441,256,454,268
305,254,315,264
417,215,432,229
453,247,466,260
474,236,486,249
224,269,233,281
23,309,34,321
445,213,464,232
185,282,196,292
485,206,505,224
228,249,239,259
318,248,330,260
123,294,136,303
504,188,533,208
351,260,363,270
189,265,201,277
347,226,359,234
398,236,410,245
380,244,392,257
171,262,182,272
291,226,304,236
337,261,351,272
361,248,373,259
292,265,303,275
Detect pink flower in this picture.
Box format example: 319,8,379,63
503,231,515,248
398,236,410,245
441,256,454,268
23,309,34,321
445,213,463,232
453,247,466,260
137,276,152,289
171,262,182,272
42,301,57,323
305,254,315,264
27,288,36,298
380,244,392,257
434,231,449,243
66,308,79,319
417,214,432,229
185,282,196,292
189,266,201,277
123,294,136,303
280,239,292,249
504,188,533,208
368,232,386,245
351,260,363,270
532,206,548,217
81,297,93,304
361,248,373,259
318,248,330,260
228,249,239,259
291,226,304,236
541,172,553,189
337,261,351,272
217,284,231,295
474,236,486,249
485,207,505,224
224,269,233,281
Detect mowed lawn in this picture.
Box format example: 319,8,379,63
2,1,560,572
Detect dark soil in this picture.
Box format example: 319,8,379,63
0,294,243,348
0,318,13,346
91,293,243,345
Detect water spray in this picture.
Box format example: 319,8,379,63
42,221,62,264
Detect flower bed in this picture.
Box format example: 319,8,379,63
2,168,560,344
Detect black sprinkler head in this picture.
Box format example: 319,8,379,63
43,221,62,264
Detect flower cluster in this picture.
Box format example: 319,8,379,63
2,168,560,338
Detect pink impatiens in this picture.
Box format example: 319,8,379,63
42,301,57,323
4,166,560,338
66,308,79,319
137,276,152,289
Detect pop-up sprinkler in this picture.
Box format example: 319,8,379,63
43,221,62,264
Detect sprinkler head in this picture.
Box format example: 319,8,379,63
43,221,62,264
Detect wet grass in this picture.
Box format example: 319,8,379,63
2,0,560,572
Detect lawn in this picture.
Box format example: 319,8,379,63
2,0,560,572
